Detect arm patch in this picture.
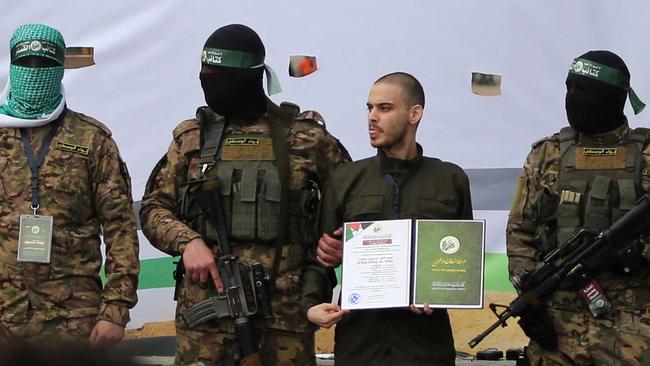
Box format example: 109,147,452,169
144,154,168,195
296,110,326,128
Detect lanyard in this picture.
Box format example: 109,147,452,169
19,117,63,214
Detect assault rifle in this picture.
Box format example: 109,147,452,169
469,194,650,348
181,177,272,366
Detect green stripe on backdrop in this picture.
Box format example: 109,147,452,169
102,253,515,292
101,256,178,289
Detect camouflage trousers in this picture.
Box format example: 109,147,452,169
0,316,95,343
527,307,650,366
175,320,316,366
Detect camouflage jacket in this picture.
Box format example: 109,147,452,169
140,105,350,333
0,109,140,326
507,123,650,311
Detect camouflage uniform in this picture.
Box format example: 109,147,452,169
507,123,650,366
140,104,349,366
0,108,140,340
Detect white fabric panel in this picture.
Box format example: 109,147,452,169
473,210,508,254
129,288,176,329
3,0,648,328
1,1,650,200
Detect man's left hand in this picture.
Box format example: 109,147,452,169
409,304,434,315
316,228,344,268
89,320,125,348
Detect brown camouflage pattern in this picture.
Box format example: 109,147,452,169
526,307,650,366
140,107,349,364
174,315,316,366
0,109,140,329
0,316,95,343
507,123,650,365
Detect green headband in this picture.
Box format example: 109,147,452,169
201,47,264,68
11,39,66,65
569,58,645,114
201,47,282,95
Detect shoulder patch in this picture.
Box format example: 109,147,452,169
71,110,112,136
296,110,326,128
631,127,650,145
173,118,200,140
280,101,300,116
531,134,558,149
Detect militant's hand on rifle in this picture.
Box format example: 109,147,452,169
468,194,650,349
517,305,557,350
183,237,224,292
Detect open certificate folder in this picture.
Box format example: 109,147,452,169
341,219,485,310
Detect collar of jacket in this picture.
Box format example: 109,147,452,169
377,143,423,175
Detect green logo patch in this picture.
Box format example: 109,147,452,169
56,141,89,156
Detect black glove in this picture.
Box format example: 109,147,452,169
517,305,558,350
608,239,645,276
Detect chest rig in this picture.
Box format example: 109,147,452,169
552,126,650,249
194,106,291,245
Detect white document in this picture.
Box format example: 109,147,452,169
341,219,412,310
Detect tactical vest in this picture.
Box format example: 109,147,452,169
178,104,320,248
535,126,650,254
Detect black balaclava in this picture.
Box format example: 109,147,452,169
199,24,266,117
565,50,629,134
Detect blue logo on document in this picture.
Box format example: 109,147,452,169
348,293,361,305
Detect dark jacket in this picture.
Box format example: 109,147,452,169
319,145,473,366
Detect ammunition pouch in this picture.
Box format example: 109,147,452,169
179,169,320,248
533,127,650,259
178,175,221,245
531,188,559,255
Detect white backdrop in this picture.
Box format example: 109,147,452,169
2,0,650,328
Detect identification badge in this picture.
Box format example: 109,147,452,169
17,214,53,263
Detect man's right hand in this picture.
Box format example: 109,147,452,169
183,238,224,292
307,303,348,328
316,227,344,268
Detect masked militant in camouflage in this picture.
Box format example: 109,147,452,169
0,24,139,347
507,51,650,365
140,24,349,366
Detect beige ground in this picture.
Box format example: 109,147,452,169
126,291,527,356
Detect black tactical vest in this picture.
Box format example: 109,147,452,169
535,126,650,254
178,104,320,248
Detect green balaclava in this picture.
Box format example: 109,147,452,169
0,24,66,119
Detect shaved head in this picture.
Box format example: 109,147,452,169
374,72,425,109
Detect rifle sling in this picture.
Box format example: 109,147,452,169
268,104,293,295
197,105,293,296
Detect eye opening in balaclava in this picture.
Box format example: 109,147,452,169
0,23,66,119
199,24,281,117
565,50,645,135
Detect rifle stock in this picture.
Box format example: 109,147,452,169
469,194,650,348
